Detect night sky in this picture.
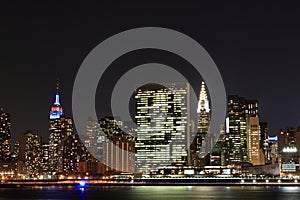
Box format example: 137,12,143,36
1,1,300,142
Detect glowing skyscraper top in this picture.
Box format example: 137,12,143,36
197,81,210,113
193,81,211,159
49,80,63,119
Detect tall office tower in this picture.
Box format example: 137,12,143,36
49,115,77,175
226,96,263,165
226,96,247,164
247,117,264,165
244,99,260,164
135,83,190,173
48,82,79,176
195,81,211,159
48,82,64,175
62,129,80,176
0,108,11,162
18,131,42,178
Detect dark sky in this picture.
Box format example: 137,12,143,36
1,1,300,142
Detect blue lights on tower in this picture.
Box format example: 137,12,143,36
54,94,60,106
49,94,63,119
49,81,63,119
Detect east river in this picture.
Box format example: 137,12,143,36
1,186,300,200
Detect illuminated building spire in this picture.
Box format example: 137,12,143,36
54,78,60,106
197,81,210,113
50,79,63,119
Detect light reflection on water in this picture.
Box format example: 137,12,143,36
0,186,300,200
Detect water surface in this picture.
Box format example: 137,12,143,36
0,186,299,200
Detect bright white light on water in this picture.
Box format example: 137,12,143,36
79,180,86,187
282,187,299,191
187,186,193,190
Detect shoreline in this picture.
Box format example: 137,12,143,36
1,178,300,187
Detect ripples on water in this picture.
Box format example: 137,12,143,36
0,186,300,200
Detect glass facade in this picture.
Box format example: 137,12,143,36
225,96,261,165
135,83,190,173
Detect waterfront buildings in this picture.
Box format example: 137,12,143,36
1,79,296,179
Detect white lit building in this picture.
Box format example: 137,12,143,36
135,83,190,173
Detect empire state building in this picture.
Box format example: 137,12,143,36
48,81,78,176
49,83,63,119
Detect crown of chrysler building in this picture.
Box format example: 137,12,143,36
197,81,210,113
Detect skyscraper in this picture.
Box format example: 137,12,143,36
49,82,63,120
0,108,11,162
225,96,263,165
247,116,262,165
17,131,42,178
226,96,247,164
195,81,211,159
41,143,50,176
48,81,79,176
62,126,80,176
135,83,190,173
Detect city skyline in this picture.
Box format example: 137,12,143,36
0,75,299,181
0,78,288,144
